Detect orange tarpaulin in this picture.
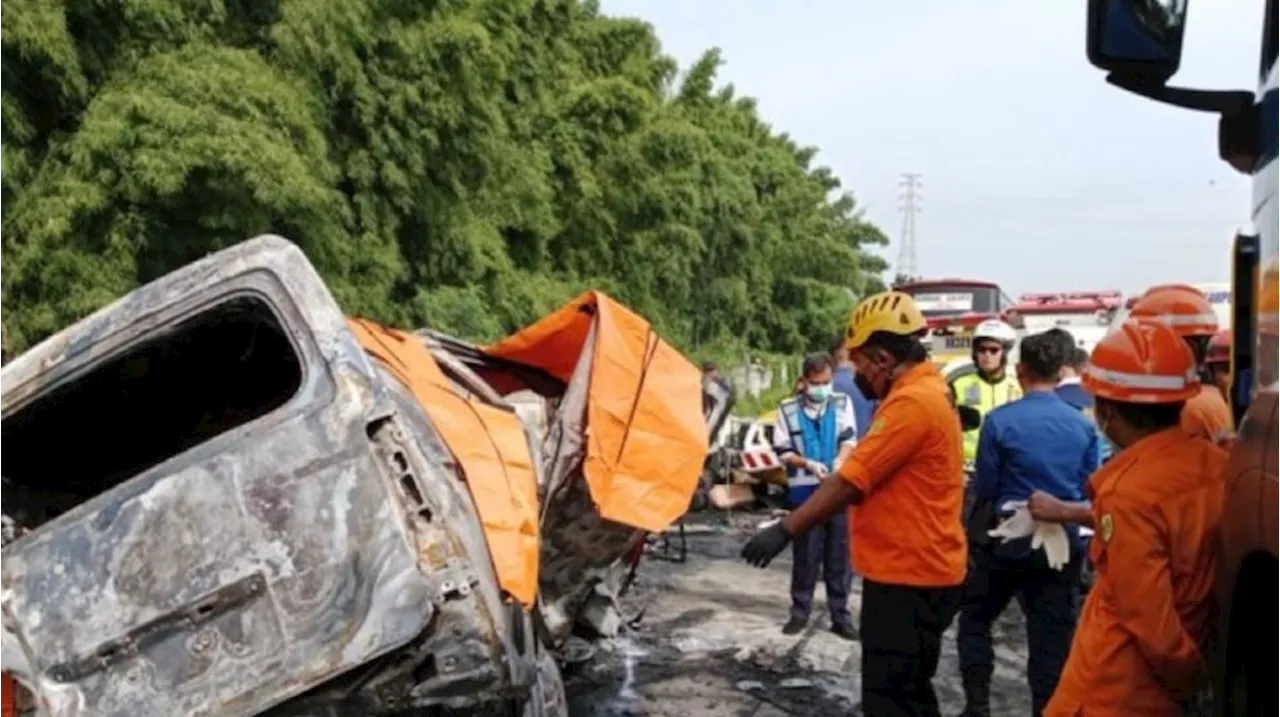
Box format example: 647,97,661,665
348,318,540,607
486,291,709,533
1,674,14,717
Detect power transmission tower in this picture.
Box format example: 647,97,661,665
896,173,922,280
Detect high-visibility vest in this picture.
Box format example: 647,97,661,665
951,372,1021,467
779,394,849,505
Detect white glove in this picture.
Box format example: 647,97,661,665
987,501,1035,541
1032,522,1071,571
804,459,829,477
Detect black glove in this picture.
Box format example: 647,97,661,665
741,522,793,568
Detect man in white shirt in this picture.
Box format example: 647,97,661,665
771,353,859,639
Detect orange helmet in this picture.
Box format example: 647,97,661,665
1083,318,1200,404
1128,284,1218,337
1205,329,1231,366
1144,282,1201,294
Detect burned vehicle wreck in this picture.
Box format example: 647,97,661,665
1,235,719,717
421,293,733,647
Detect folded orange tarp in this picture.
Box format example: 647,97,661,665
348,319,539,607
486,291,709,533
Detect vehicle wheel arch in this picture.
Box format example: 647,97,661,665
1218,549,1278,717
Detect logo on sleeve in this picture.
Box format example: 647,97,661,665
865,418,886,437
1100,514,1114,543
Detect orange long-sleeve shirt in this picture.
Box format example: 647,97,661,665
1045,428,1226,715
837,362,967,587
1180,384,1232,444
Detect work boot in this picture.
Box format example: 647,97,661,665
831,622,858,641
959,669,991,717
781,617,807,635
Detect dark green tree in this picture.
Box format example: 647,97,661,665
2,0,888,357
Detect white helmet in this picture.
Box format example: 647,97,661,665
973,319,1017,346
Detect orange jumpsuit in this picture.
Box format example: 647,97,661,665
1180,384,1232,444
1045,428,1226,715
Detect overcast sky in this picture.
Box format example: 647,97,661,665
597,0,1265,297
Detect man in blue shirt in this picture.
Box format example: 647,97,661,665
1047,331,1113,464
1054,346,1092,412
955,332,1100,717
831,340,878,438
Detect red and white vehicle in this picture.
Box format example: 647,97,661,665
1007,290,1125,353
893,277,1015,364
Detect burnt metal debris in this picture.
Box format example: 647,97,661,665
1,235,728,717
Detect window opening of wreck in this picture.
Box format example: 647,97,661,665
1,295,303,533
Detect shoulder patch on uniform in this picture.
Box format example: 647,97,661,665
1100,514,1113,543
865,418,886,437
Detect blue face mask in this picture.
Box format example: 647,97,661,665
806,383,833,403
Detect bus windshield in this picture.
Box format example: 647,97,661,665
899,283,1008,318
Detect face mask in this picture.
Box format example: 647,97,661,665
806,383,833,403
854,352,896,399
853,372,878,400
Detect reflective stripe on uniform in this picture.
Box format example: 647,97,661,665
1084,364,1194,391
781,399,818,490
781,399,802,435
953,373,1021,464
1142,312,1218,327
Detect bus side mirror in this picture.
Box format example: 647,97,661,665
957,405,983,432
1086,0,1188,83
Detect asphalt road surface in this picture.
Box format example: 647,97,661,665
564,513,1034,717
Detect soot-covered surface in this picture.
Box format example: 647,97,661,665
564,513,1033,717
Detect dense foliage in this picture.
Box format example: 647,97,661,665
1,0,888,358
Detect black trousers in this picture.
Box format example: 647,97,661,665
956,547,1081,716
860,579,964,717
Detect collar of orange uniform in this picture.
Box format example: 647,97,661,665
1087,426,1185,499
891,361,938,391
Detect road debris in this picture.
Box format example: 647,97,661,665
566,514,1034,717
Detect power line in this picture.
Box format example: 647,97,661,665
932,177,1246,202
965,217,1243,229
896,173,922,278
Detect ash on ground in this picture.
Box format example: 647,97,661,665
564,513,1033,717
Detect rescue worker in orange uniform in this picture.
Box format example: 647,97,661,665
1026,318,1227,715
742,290,967,717
1127,284,1233,443
1204,329,1231,404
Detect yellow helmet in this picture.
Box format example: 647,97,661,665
846,290,928,350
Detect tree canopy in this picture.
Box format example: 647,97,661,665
1,0,888,358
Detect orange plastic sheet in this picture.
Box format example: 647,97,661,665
1,674,14,717
348,318,540,607
486,292,709,533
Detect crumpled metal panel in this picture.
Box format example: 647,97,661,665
0,236,533,717
532,323,643,644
